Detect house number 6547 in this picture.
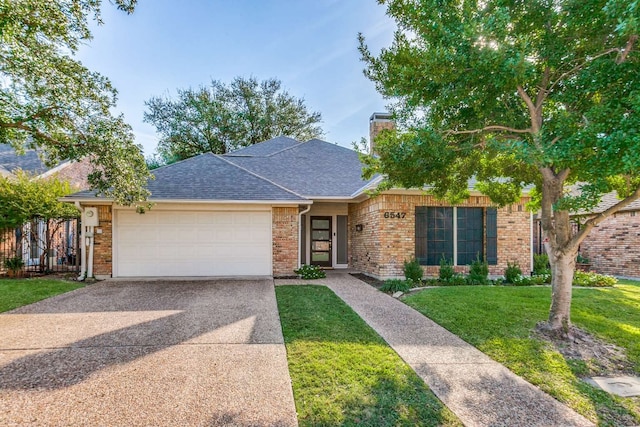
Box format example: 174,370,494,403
384,212,406,219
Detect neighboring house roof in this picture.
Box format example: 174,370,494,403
573,190,640,215
70,153,308,202
0,144,92,190
0,143,49,175
224,138,376,198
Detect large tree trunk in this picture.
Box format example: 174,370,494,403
547,246,577,335
539,169,577,337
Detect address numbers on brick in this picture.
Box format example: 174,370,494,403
383,212,407,219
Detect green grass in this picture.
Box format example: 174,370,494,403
404,281,640,426
0,277,84,312
276,285,461,427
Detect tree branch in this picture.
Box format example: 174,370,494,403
517,85,540,133
548,48,619,94
445,125,532,136
535,66,551,110
568,186,640,251
616,34,638,64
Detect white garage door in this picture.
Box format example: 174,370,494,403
115,210,272,277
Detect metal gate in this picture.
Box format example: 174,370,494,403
1,218,80,276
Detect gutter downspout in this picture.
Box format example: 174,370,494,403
530,211,534,276
75,202,86,281
87,224,95,278
298,204,312,268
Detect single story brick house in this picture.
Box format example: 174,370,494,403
573,194,640,279
63,114,533,279
1,144,92,270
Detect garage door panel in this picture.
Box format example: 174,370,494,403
116,210,272,277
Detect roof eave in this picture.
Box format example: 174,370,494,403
61,197,311,205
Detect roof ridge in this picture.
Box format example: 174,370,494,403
214,154,309,200
151,152,216,173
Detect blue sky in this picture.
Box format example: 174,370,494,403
76,1,396,156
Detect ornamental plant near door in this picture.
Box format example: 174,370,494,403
294,264,326,280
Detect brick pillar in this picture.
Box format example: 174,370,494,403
272,207,299,277
87,205,112,278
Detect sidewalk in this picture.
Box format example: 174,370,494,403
276,272,593,427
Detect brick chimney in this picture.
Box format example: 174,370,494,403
369,112,394,155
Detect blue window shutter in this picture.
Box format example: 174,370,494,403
486,208,498,265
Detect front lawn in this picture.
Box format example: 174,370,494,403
0,277,84,312
276,285,461,426
404,281,640,426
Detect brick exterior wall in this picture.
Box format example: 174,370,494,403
578,210,640,278
272,207,299,277
349,194,531,279
90,205,112,277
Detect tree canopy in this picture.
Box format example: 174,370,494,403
359,0,639,333
0,171,79,231
0,0,150,206
144,76,323,162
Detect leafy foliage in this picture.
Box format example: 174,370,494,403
573,271,617,287
403,258,423,283
533,253,550,275
467,257,489,286
359,0,640,331
0,0,150,206
380,278,412,293
0,171,79,230
2,256,24,272
439,256,455,281
294,264,326,280
504,261,523,283
144,77,324,163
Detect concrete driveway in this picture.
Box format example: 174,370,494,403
0,279,298,426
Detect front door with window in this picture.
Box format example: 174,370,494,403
310,216,332,267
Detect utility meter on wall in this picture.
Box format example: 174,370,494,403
84,207,99,227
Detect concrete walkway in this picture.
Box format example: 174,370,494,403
0,279,297,426
276,272,593,427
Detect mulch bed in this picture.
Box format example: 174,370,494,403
350,273,385,290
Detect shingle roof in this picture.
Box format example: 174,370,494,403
224,138,376,197
574,190,640,215
69,153,306,202
226,136,300,157
0,144,49,175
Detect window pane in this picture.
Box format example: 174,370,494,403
312,252,330,262
312,230,330,240
312,241,330,251
426,207,453,265
312,219,330,229
457,207,484,265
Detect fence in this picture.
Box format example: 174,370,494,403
1,218,80,276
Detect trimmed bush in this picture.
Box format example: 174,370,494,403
439,256,455,281
504,261,522,283
380,279,412,293
294,264,326,280
533,253,550,275
467,257,489,285
403,258,423,283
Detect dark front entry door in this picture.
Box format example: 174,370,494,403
310,216,332,267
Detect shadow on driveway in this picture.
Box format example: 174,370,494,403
0,279,297,426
